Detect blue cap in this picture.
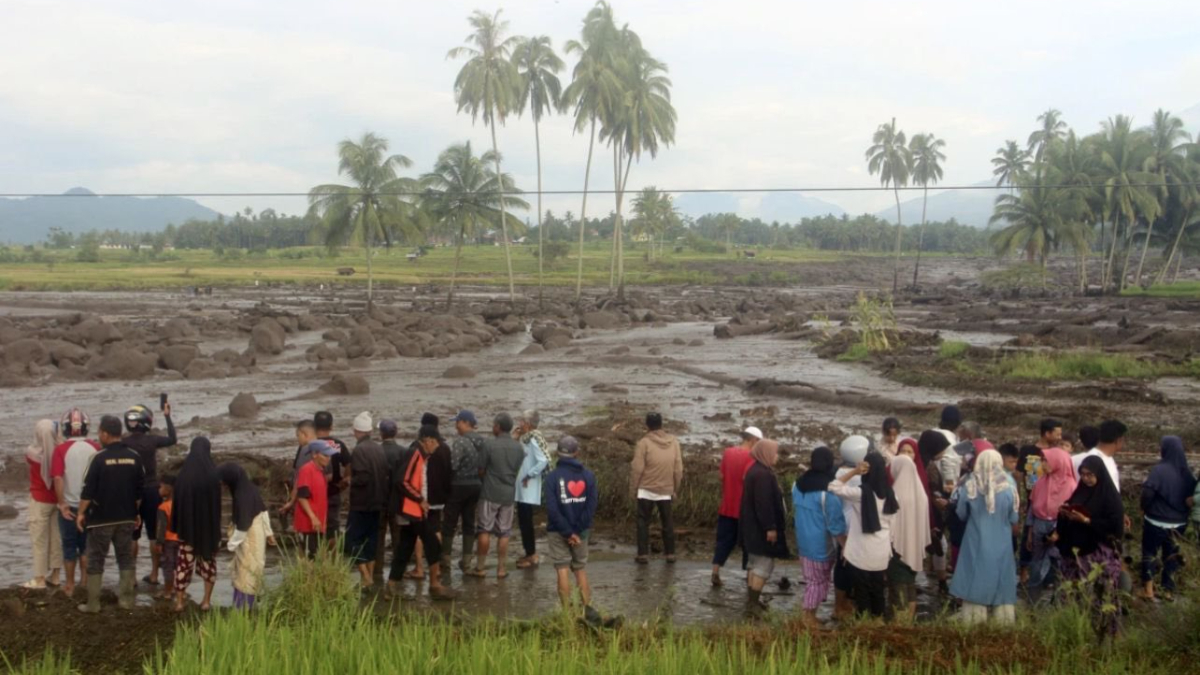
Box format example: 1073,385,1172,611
453,410,477,426
379,419,398,436
310,440,339,457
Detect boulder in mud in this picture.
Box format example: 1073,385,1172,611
158,344,199,372
0,504,18,520
47,340,91,368
320,373,370,395
496,318,523,335
88,347,157,380
184,358,226,380
4,339,51,367
520,343,545,355
250,318,286,355
228,392,260,418
442,365,476,379
160,318,198,341
543,334,572,350
581,311,623,330
76,318,123,347
341,326,376,360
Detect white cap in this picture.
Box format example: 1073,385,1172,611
353,411,373,433
839,435,870,466
742,426,764,440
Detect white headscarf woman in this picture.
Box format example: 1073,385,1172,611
890,454,932,572
965,448,1019,515
26,419,59,488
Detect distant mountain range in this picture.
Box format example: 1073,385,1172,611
874,181,998,229
0,188,221,244
674,191,845,222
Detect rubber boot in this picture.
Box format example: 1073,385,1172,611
745,589,765,619
78,574,102,614
118,570,136,610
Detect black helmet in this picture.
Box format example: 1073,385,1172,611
61,408,90,438
125,405,153,433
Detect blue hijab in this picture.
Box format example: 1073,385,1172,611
1144,436,1197,514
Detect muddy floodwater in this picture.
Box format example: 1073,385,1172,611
2,256,1199,624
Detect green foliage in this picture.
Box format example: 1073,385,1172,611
538,240,571,265
938,341,970,359
990,351,1200,380
836,343,872,362
850,292,897,353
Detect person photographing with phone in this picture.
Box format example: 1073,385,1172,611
123,397,177,587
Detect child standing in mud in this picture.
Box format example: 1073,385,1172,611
154,476,180,601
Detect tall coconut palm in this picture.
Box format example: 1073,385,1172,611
1049,130,1101,291
992,140,1031,194
866,118,911,294
1135,109,1192,285
602,27,676,296
307,132,421,309
1028,108,1068,174
1097,115,1161,290
909,132,946,289
1156,147,1200,286
513,35,565,305
990,170,1088,285
419,142,528,307
563,2,621,300
448,9,522,303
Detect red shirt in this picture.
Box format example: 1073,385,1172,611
718,446,754,518
27,459,56,504
294,462,328,534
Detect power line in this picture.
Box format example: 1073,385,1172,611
2,183,1197,198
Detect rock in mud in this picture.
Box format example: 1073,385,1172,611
47,340,91,368
581,311,624,330
442,365,476,379
75,318,123,347
184,358,225,380
228,392,260,418
341,326,376,359
320,373,370,396
496,318,523,335
688,339,704,347
158,344,199,372
87,347,157,380
250,318,286,355
520,344,545,355
3,339,51,367
0,504,18,520
160,318,198,341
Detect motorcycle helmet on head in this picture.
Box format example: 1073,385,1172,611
125,405,154,433
60,408,90,438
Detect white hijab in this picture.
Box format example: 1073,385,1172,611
26,419,59,487
965,449,1018,514
889,454,931,572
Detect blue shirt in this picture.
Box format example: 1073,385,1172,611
792,484,847,562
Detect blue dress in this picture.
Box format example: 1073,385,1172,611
949,490,1019,606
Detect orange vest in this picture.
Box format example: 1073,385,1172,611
158,500,181,542
401,451,426,520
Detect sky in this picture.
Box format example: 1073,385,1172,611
1,0,1199,222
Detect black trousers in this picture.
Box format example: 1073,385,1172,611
848,561,887,618
517,503,538,557
442,484,481,555
711,515,743,567
636,498,676,556
389,518,442,582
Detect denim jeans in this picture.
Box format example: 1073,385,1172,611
1141,519,1186,592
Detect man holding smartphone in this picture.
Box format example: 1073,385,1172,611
123,399,177,586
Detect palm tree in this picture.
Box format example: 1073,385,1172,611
866,118,911,294
909,132,946,289
989,171,1088,285
716,213,740,253
1135,109,1192,285
602,26,676,296
307,133,421,309
1097,115,1161,290
1049,130,1101,291
631,187,678,259
419,142,528,307
563,2,621,300
448,9,522,303
1155,147,1200,286
513,35,565,305
992,140,1031,194
1027,109,1068,174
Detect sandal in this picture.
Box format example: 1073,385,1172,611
403,570,425,580
463,569,487,579
516,557,539,569
19,580,46,590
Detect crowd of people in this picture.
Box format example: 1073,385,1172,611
17,401,1200,635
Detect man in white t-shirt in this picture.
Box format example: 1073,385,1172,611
1071,420,1125,493
50,408,100,596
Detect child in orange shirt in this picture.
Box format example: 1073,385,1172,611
155,476,181,601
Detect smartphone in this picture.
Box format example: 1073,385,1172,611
160,392,168,412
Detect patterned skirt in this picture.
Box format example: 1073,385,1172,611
1059,544,1122,638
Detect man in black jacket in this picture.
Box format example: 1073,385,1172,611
122,402,176,586
77,415,146,613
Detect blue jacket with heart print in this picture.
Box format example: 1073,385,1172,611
544,457,598,538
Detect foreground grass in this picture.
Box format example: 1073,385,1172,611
0,243,848,292
937,344,1200,381
1121,281,1200,299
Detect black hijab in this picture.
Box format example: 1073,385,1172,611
1056,455,1124,557
218,462,267,532
1144,436,1197,511
918,429,950,468
171,437,222,559
796,446,837,494
860,452,900,534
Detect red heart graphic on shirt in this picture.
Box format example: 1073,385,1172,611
567,480,586,497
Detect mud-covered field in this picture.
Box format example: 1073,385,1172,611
1,255,1199,670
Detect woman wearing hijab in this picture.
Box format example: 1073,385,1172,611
218,463,276,609
739,440,789,617
949,449,1019,624
888,454,930,621
918,430,952,591
1056,456,1125,639
1027,446,1076,588
793,446,847,626
1139,436,1197,601
172,437,222,612
832,435,870,619
829,452,899,618
24,419,63,590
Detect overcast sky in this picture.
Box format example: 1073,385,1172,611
2,0,1198,221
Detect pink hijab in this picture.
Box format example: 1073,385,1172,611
1030,447,1077,520
750,440,779,468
